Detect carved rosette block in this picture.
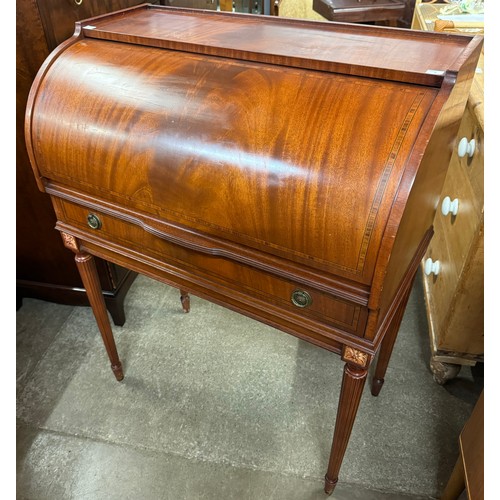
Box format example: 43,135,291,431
342,346,370,368
61,232,80,253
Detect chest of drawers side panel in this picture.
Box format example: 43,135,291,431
367,38,483,340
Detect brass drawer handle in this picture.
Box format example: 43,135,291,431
74,0,83,5
291,289,312,308
87,213,102,230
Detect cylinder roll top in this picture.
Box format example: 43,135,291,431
28,35,438,284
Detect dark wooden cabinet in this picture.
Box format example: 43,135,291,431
312,0,415,28
163,0,217,10
35,0,161,51
16,0,153,324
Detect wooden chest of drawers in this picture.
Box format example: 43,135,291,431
411,1,484,383
25,5,482,493
422,60,484,383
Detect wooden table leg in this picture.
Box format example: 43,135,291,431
324,362,368,495
180,289,190,313
370,300,407,396
75,251,124,381
61,232,124,381
371,273,416,397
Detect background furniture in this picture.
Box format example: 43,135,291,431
163,0,275,15
412,0,483,33
312,0,407,26
441,391,484,500
16,0,160,324
412,0,484,384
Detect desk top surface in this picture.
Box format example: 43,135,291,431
79,4,480,86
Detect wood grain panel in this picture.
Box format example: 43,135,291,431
30,38,437,284
440,226,483,354
82,5,474,86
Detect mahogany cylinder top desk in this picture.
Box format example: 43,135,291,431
25,4,482,494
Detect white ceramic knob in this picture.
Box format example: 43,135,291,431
441,196,459,217
457,137,475,158
424,258,441,276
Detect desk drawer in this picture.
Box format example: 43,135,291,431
53,197,368,337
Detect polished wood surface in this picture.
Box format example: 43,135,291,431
424,99,484,359
25,5,482,493
73,252,124,382
74,5,475,86
325,361,368,493
371,270,416,396
30,41,438,286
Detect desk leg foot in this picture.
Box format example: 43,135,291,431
111,363,124,382
324,475,338,495
371,377,384,396
74,251,124,381
326,363,367,491
180,289,190,313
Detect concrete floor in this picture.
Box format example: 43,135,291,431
16,273,483,500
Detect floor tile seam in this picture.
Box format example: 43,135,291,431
26,426,435,499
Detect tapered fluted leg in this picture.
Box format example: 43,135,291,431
370,301,407,396
75,252,124,381
324,363,368,495
371,275,416,397
180,289,190,313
